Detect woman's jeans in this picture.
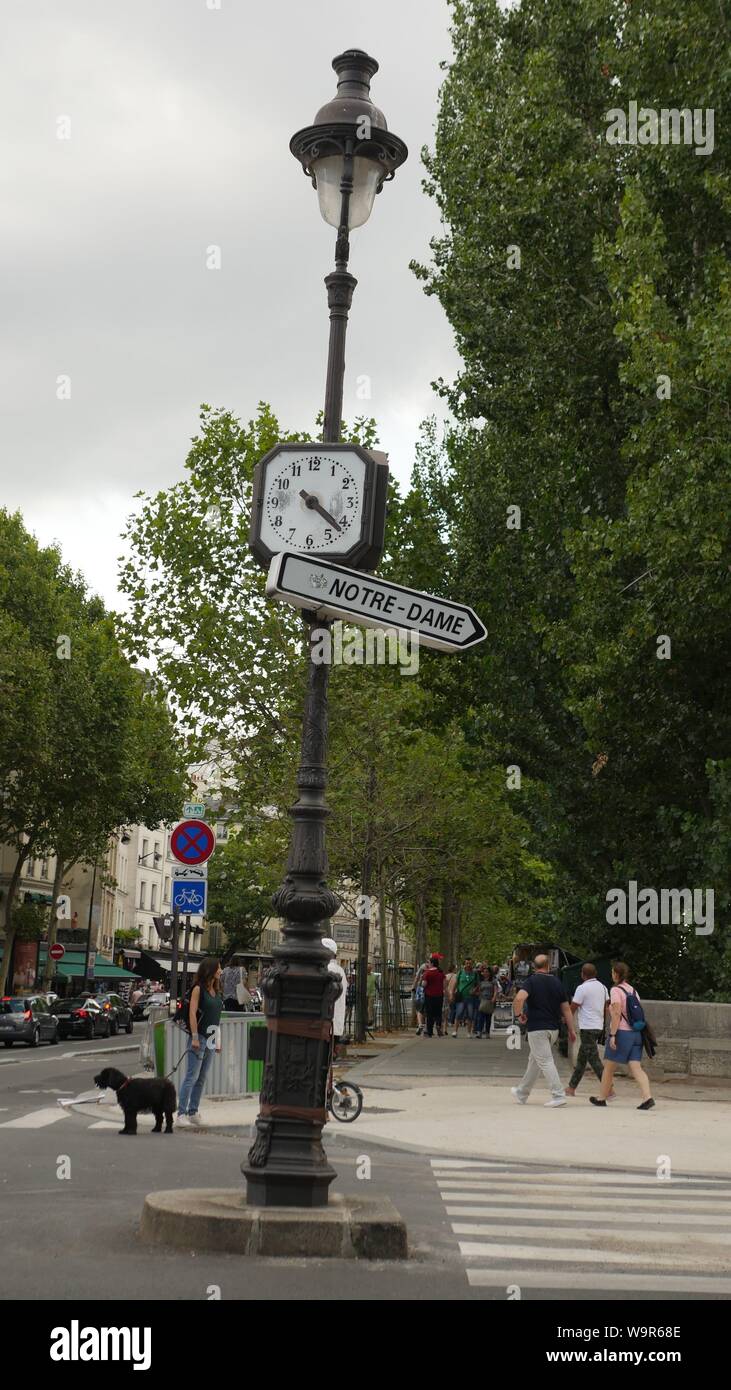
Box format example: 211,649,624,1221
178,1040,214,1115
474,1008,492,1036
455,998,476,1026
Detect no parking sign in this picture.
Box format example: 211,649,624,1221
170,819,216,867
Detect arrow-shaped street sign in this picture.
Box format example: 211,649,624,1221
266,552,487,653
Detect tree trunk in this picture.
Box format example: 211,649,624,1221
0,841,34,995
355,853,372,1044
378,867,390,1032
390,894,403,1027
41,856,66,990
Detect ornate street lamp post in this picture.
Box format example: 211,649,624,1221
243,50,406,1207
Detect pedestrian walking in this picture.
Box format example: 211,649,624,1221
590,962,655,1110
510,954,576,1107
474,966,497,1037
565,963,614,1097
422,954,445,1037
451,957,480,1036
443,963,458,1033
412,958,429,1035
177,956,223,1128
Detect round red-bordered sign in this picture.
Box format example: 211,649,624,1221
49,943,65,961
170,819,216,866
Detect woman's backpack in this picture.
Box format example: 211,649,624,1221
619,986,646,1032
174,984,201,1034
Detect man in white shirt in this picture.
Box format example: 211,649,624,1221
322,937,348,1043
565,963,614,1097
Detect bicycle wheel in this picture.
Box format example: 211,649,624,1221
329,1080,363,1123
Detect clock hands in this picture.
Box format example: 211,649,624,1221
299,489,342,531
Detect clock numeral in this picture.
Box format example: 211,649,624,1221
347,497,355,508
342,478,350,488
280,478,290,490
270,496,278,508
273,515,283,528
287,528,296,540
330,465,337,476
291,464,301,477
306,535,314,548
324,529,332,541
309,460,320,471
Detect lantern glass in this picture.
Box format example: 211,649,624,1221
313,153,382,229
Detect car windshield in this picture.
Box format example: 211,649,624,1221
59,998,97,1009
0,999,29,1013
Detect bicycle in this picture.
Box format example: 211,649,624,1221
326,1037,363,1123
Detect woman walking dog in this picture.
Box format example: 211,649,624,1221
177,957,223,1128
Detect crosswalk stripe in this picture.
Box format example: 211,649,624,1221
445,1204,731,1226
438,1190,730,1212
451,1222,731,1247
432,1170,726,1188
0,1107,70,1129
467,1270,731,1293
88,1121,122,1130
458,1241,725,1270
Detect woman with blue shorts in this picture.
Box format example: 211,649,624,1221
589,961,654,1110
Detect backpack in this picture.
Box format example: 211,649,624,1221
174,985,201,1034
619,986,646,1032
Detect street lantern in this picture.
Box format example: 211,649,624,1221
243,50,407,1209
290,50,407,237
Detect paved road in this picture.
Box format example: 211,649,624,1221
2,1037,730,1301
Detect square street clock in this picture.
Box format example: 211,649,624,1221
249,442,388,573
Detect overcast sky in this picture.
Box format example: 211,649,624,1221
2,0,463,609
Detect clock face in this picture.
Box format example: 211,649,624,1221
258,449,367,556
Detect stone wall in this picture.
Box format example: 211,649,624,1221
641,1000,731,1079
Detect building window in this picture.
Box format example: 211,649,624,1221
154,841,160,863
150,884,157,911
41,859,49,879
164,877,170,904
142,838,149,861
139,881,146,910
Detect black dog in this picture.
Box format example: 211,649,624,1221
94,1066,176,1136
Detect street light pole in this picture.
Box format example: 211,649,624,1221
243,50,406,1208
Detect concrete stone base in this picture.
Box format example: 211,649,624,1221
140,1189,407,1260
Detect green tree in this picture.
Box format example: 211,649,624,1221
0,510,188,993
412,0,731,997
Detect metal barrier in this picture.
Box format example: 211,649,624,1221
148,1011,268,1097
344,963,411,1037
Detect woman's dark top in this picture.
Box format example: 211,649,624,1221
197,986,223,1036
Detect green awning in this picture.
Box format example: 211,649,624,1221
39,950,138,981
0,946,138,981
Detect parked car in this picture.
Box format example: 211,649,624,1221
53,997,112,1041
95,992,134,1035
132,990,169,1021
0,995,60,1048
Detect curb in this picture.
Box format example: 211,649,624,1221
67,1045,139,1058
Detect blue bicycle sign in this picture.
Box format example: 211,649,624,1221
171,879,207,914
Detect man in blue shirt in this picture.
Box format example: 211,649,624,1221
510,955,576,1107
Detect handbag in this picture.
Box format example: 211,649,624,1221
236,980,252,1007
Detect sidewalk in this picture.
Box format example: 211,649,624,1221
77,1034,731,1178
